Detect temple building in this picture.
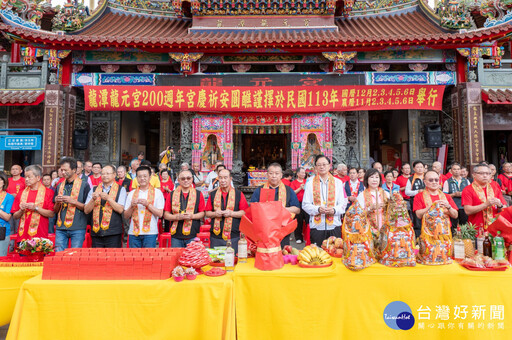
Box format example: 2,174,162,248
1,0,512,184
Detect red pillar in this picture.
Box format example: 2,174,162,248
60,56,72,86
10,43,20,63
456,53,466,84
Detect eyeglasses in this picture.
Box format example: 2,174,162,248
316,163,329,167
426,178,439,183
179,176,192,181
474,172,492,176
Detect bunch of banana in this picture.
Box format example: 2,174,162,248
298,245,333,266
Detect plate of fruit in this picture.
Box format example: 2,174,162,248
297,245,333,268
460,255,510,271
204,267,227,276
321,236,343,258
281,245,300,256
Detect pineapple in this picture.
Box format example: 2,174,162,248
460,223,477,257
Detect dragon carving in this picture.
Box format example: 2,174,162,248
480,0,512,20
1,0,45,25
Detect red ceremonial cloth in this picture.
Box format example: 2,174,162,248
239,201,297,271
259,189,275,203
488,206,512,246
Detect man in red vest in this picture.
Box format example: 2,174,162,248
462,163,506,232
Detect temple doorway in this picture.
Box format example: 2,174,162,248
484,130,510,171
368,110,409,169
242,134,288,169
120,112,160,165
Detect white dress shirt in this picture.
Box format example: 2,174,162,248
85,183,127,207
348,180,361,196
302,176,347,230
205,171,218,187
124,188,165,235
405,176,424,198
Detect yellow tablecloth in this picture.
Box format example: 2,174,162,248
235,259,512,340
0,265,43,327
7,272,235,340
7,259,512,339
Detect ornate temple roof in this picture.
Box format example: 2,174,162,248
73,10,190,43
482,89,512,104
0,89,45,105
2,7,512,51
1,0,512,51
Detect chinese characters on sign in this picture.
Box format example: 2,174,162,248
0,136,42,150
84,85,445,112
416,305,505,331
468,105,484,164
43,108,57,166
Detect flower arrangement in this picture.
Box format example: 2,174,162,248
185,267,198,280
17,237,54,254
185,267,197,275
172,266,185,282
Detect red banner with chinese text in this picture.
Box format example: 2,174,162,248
233,114,293,125
84,85,445,112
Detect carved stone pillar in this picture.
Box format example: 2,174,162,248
331,112,346,165
160,111,170,152
166,112,182,175
63,87,76,157
451,87,463,163
73,94,88,161
358,110,370,168
0,55,7,89
169,112,182,149
180,112,193,166
459,82,484,167
111,112,121,165
345,112,359,168
42,84,64,173
408,109,421,162
232,131,244,187
89,111,121,166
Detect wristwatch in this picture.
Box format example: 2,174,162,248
35,206,39,212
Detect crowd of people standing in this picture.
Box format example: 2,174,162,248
0,152,508,256
292,157,506,245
